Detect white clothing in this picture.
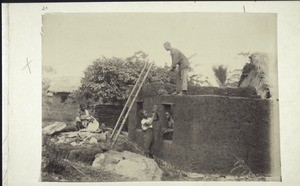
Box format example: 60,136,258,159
141,118,154,131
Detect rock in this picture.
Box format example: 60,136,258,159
92,150,163,181
55,134,78,144
106,127,113,132
77,132,93,139
185,172,205,179
50,138,58,143
70,142,78,146
93,133,107,141
89,137,98,144
120,131,128,136
49,130,111,147
42,122,66,135
67,132,79,138
226,175,238,181
56,136,67,144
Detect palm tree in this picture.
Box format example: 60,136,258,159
213,65,227,87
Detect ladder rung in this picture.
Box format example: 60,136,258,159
110,61,150,139
110,62,154,147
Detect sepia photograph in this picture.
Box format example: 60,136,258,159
40,12,280,182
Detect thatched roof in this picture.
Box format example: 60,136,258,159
48,76,81,93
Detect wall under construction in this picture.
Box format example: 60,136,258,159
94,104,127,131
128,83,276,175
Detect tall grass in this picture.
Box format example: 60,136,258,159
42,95,79,126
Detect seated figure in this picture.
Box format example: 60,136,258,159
49,104,99,135
162,112,174,140
75,104,99,132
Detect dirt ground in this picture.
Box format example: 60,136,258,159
41,124,267,182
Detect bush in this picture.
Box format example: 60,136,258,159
42,96,79,123
79,51,202,104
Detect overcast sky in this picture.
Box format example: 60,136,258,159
42,13,277,86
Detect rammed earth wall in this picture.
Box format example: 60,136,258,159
128,83,276,175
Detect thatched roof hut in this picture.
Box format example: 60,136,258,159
48,76,81,93
47,76,81,104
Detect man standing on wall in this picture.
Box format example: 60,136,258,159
163,42,190,95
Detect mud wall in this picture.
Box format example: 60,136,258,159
94,104,127,131
133,82,259,99
128,95,272,175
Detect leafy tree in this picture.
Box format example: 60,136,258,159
80,51,207,104
213,65,227,87
80,52,178,104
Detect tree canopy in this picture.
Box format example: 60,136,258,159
79,51,212,104
79,51,178,104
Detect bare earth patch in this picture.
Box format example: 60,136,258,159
42,122,268,182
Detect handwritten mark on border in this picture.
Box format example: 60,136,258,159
22,57,32,74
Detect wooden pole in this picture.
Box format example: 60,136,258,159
111,62,154,148
110,61,148,139
188,53,197,60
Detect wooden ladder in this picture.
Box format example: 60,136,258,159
109,61,154,148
